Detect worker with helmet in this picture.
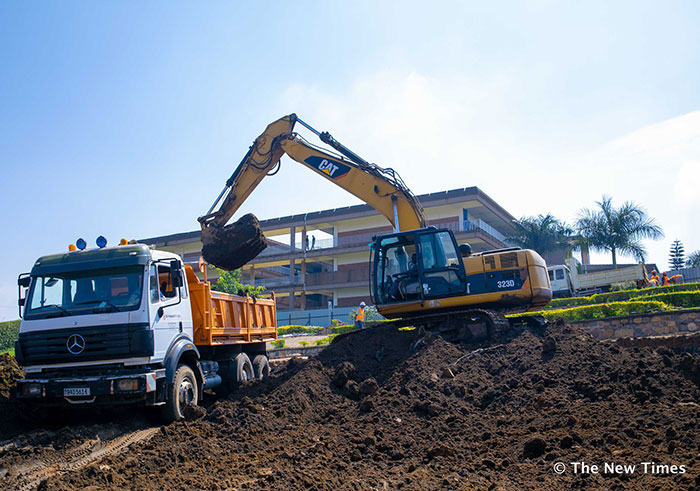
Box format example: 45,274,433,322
649,270,660,287
670,274,684,285
661,272,670,286
355,301,366,329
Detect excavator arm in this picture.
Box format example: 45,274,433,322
198,114,426,269
199,114,425,232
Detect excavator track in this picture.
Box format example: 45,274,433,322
332,309,545,346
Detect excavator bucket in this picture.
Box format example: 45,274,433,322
201,213,267,271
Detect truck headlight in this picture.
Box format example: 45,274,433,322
116,379,139,391
22,383,42,396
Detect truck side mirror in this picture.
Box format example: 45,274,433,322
171,260,183,289
18,276,31,288
170,260,185,288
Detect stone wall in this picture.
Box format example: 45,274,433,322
572,308,700,340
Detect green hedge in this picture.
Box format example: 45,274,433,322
0,320,20,353
632,291,700,308
513,301,670,322
548,282,700,309
330,320,391,335
276,325,324,336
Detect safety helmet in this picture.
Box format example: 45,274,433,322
360,301,366,307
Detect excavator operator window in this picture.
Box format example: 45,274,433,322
374,235,419,304
417,231,466,298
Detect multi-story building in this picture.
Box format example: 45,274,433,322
142,186,517,324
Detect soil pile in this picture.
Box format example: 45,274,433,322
0,353,32,441
201,213,267,270
25,321,700,489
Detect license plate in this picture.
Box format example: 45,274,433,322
64,387,90,397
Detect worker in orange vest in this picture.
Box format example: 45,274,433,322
661,272,670,286
670,274,684,285
649,270,660,287
355,301,366,329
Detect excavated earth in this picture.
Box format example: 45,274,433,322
201,213,267,271
2,320,700,490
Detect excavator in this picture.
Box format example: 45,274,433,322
198,114,552,342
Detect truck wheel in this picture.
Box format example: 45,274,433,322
253,355,270,380
234,352,254,388
162,364,198,423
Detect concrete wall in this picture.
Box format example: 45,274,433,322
574,308,700,340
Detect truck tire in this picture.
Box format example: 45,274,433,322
253,355,270,380
216,352,254,396
162,364,198,423
233,352,254,388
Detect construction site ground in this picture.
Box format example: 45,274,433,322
2,319,700,490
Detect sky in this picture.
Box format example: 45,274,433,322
1,1,699,320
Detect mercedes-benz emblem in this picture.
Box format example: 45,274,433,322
66,334,86,355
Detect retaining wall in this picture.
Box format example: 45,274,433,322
573,308,700,340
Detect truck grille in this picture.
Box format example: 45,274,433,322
18,323,153,366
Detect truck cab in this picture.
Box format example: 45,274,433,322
14,242,277,420
547,264,574,298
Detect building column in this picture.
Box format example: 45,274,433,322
249,264,255,287
300,225,307,310
289,226,295,308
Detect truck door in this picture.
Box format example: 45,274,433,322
148,263,182,360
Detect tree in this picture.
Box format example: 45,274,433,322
575,195,663,268
211,268,266,297
507,214,574,256
669,240,685,270
687,250,700,268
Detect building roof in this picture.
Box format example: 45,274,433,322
141,186,514,247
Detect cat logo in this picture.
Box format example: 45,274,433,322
304,156,351,180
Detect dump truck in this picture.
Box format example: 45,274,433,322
548,258,647,297
14,241,277,421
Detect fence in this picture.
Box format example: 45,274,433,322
667,266,700,283
276,306,380,327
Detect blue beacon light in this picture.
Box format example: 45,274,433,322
76,238,87,250
96,236,108,248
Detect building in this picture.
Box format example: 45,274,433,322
141,187,517,325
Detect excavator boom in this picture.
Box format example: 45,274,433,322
199,114,425,269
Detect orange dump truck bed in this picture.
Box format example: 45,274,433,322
185,266,277,346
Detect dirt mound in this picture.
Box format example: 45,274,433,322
23,321,700,489
201,213,267,270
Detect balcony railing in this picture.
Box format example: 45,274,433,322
252,268,369,289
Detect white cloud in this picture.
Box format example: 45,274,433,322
277,72,700,267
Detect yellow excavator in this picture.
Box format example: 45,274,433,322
198,114,552,341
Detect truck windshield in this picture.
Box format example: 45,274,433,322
24,266,145,319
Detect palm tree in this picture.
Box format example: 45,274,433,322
508,214,573,256
687,250,700,268
575,196,663,268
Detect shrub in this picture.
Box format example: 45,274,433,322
272,339,286,349
548,297,594,308
331,324,359,335
594,283,700,304
313,337,331,346
546,282,700,309
347,305,381,323
512,301,670,322
277,325,323,336
298,340,309,347
0,320,20,354
632,291,700,308
610,280,638,292
330,319,343,327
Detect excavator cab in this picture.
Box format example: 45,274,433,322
371,228,468,305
